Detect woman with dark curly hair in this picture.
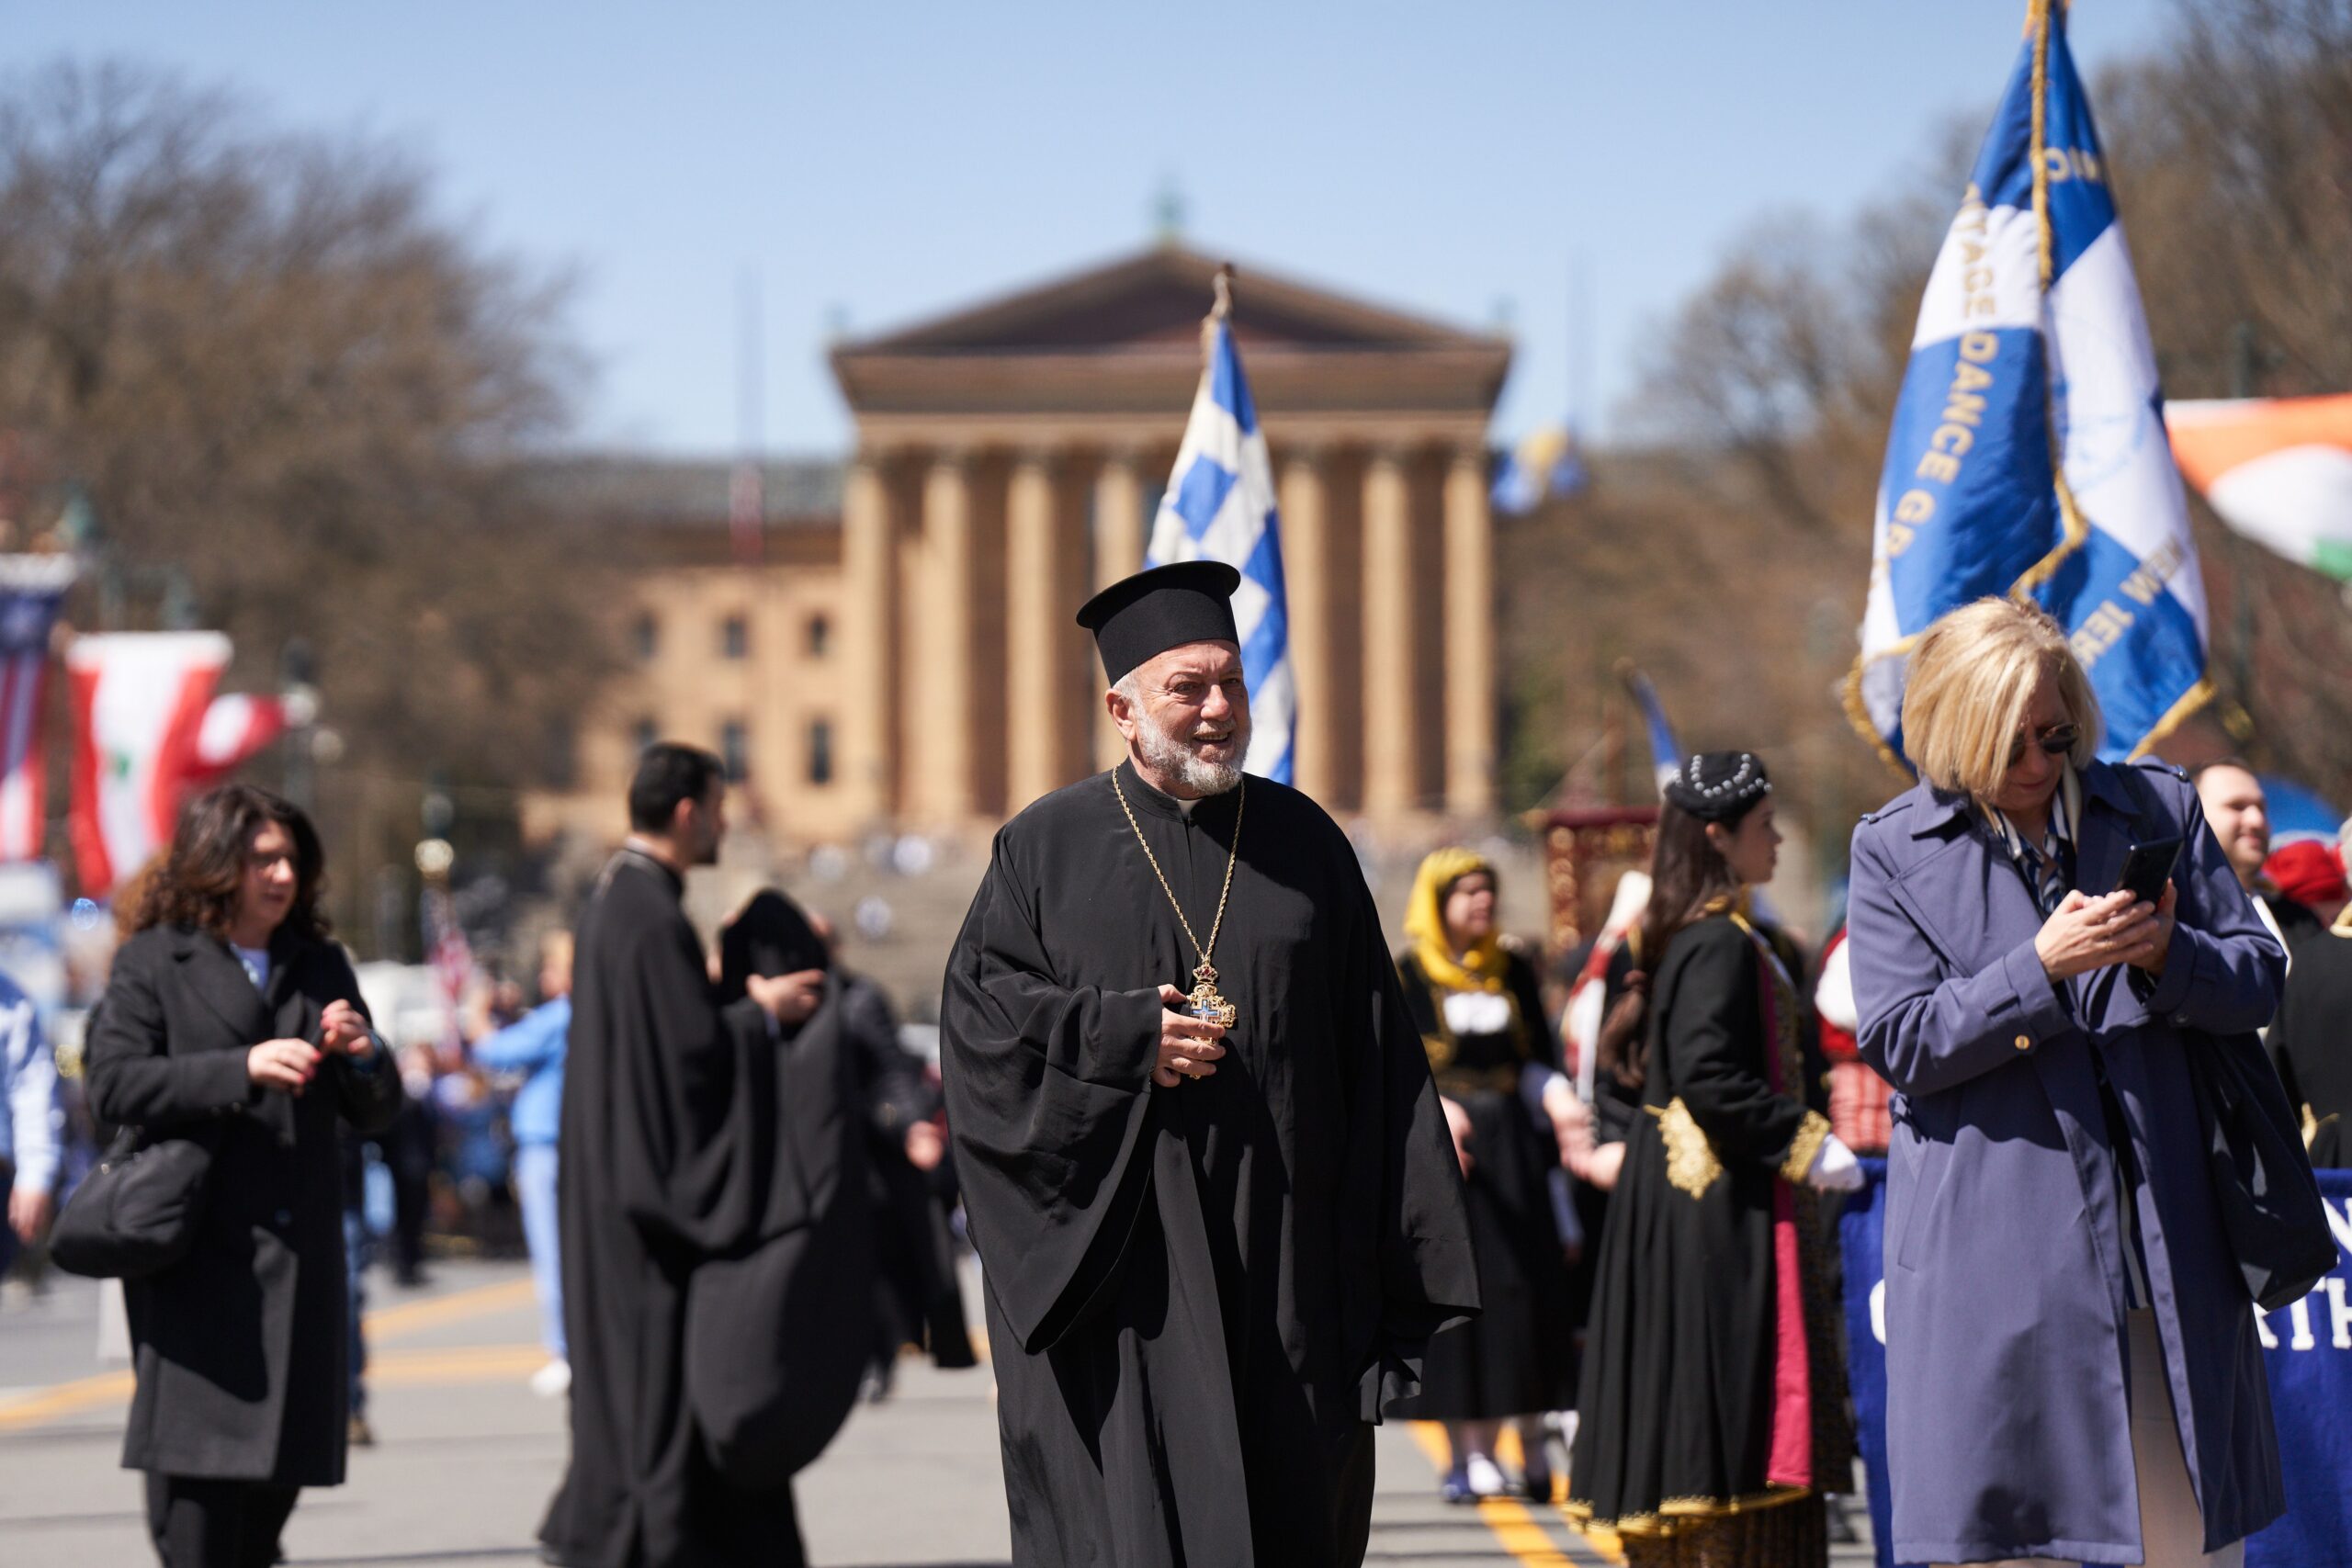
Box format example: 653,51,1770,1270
86,783,401,1568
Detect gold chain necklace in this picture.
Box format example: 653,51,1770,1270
1112,767,1244,1030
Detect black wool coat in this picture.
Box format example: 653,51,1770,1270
85,923,402,1484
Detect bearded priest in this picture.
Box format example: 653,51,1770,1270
940,561,1478,1568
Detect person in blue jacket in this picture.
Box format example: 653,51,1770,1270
1846,597,2285,1568
475,931,571,1396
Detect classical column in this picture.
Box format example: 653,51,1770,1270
916,450,976,822
1005,449,1061,808
840,452,896,823
1361,447,1418,819
1277,447,1334,803
1094,449,1147,589
1442,445,1497,818
1093,450,1147,768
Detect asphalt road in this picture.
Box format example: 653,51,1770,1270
0,1256,1873,1566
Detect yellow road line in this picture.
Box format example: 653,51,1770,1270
0,1275,539,1433
1404,1420,1581,1566
361,1277,536,1339
0,1368,133,1432
368,1344,546,1385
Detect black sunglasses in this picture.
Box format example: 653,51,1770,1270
2006,722,2080,769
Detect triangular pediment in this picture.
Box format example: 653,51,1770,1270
840,243,1496,354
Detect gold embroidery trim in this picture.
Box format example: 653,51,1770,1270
1648,1098,1724,1199
1562,1483,1815,1540
1779,1109,1833,1186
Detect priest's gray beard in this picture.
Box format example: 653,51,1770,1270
1120,676,1249,796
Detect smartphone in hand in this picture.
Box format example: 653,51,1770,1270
2114,836,2182,906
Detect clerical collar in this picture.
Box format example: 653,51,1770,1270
616,840,685,895
1117,759,1233,821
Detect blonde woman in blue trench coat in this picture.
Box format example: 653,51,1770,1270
1845,599,2285,1568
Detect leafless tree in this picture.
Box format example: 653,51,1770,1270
0,61,618,915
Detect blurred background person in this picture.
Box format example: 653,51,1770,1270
540,744,814,1568
2265,842,2352,1166
472,930,573,1397
1811,925,1891,1157
2261,839,2349,938
337,1126,375,1448
1385,848,1576,1504
2196,761,2322,952
379,1042,440,1287
85,784,401,1568
1847,599,2285,1568
0,959,61,1277
1569,752,1859,1567
808,909,974,1398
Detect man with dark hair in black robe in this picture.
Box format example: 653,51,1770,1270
539,743,827,1568
942,563,1479,1568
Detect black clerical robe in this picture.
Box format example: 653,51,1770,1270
539,850,806,1568
942,761,1478,1568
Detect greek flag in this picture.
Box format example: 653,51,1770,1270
1146,317,1295,784
1850,3,2209,765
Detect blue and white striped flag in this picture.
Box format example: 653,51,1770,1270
1850,1,2209,765
1146,312,1295,784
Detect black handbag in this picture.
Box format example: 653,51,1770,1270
49,1123,216,1280
2187,1028,2338,1313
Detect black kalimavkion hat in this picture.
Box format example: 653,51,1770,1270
1075,561,1243,685
1663,750,1772,822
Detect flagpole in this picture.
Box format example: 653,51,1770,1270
2012,0,2092,592
1204,262,1235,357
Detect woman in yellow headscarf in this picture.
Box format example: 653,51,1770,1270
1385,848,1580,1504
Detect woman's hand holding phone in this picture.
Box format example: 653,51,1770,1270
2035,887,2169,982
2117,883,2177,975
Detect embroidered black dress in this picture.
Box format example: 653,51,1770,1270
1385,946,1576,1422
1566,912,1851,1565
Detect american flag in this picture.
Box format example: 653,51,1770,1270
0,557,77,863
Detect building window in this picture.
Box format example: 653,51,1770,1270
543,717,578,790
632,612,659,662
719,720,751,782
807,718,834,786
806,615,831,659
720,614,749,660
631,717,658,756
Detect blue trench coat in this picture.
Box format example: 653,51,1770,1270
1846,759,2286,1564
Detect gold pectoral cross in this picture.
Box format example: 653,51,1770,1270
1185,963,1238,1029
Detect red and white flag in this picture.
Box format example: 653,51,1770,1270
187,693,294,787
2167,394,2352,582
68,633,232,896
0,555,78,863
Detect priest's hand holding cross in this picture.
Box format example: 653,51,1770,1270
1153,983,1226,1087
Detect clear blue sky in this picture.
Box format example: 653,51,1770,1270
15,0,2178,457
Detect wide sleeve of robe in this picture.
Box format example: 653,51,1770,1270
611,912,770,1258
939,838,1168,1354
1657,919,1818,1180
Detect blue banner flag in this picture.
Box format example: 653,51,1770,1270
1849,1,2209,767
1616,661,1682,795
1145,299,1295,785
1841,1161,2352,1567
